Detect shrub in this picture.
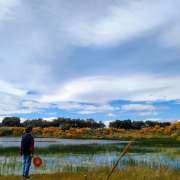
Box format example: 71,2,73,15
0,127,13,136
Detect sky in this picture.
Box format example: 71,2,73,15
0,0,180,124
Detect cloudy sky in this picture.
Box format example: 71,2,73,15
0,0,180,123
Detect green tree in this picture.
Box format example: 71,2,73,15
2,117,21,127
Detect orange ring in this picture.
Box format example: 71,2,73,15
33,156,42,168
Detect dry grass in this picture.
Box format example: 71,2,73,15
0,166,179,180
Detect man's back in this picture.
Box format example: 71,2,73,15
21,126,34,178
21,133,34,155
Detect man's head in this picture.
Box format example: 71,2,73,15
25,126,33,133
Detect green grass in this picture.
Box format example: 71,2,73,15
135,137,180,147
0,143,158,155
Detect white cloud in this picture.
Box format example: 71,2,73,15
142,118,162,122
121,104,156,111
0,0,20,23
41,75,180,103
0,93,22,115
66,0,179,47
0,116,5,123
104,120,112,128
21,100,50,110
107,113,116,117
58,102,117,115
0,92,46,116
160,23,180,48
58,102,84,110
19,118,27,123
0,0,180,95
0,0,180,119
44,117,57,121
0,80,26,96
138,111,158,117
121,103,158,118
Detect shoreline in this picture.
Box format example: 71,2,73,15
0,166,179,180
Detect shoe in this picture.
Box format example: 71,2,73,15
22,176,26,180
24,176,30,179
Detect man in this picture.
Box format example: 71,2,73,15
21,126,34,179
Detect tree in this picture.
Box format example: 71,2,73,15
2,117,21,127
110,120,133,129
22,119,51,127
110,120,171,129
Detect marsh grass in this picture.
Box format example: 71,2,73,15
0,143,159,156
135,138,180,147
0,157,21,175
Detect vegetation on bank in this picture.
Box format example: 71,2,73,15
0,166,179,180
0,121,179,140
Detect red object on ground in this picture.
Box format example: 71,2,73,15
33,156,42,168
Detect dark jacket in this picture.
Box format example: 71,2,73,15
20,133,34,155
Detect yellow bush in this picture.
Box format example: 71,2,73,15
12,127,24,136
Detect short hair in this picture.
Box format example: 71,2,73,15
25,126,33,133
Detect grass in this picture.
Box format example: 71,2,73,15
0,166,179,180
135,137,180,147
0,144,119,155
0,143,158,155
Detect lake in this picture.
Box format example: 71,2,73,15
0,137,179,175
0,137,127,147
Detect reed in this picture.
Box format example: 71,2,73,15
106,141,133,180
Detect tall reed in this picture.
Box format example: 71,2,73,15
106,141,133,180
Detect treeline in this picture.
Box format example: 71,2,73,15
0,117,171,130
0,117,105,129
109,120,171,129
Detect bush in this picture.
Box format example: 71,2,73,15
0,127,13,136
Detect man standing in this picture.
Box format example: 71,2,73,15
21,126,34,179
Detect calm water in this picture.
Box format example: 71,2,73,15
0,138,179,175
0,137,126,147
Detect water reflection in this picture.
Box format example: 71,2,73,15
0,152,179,175
0,137,127,147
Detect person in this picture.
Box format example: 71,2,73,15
20,126,34,179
